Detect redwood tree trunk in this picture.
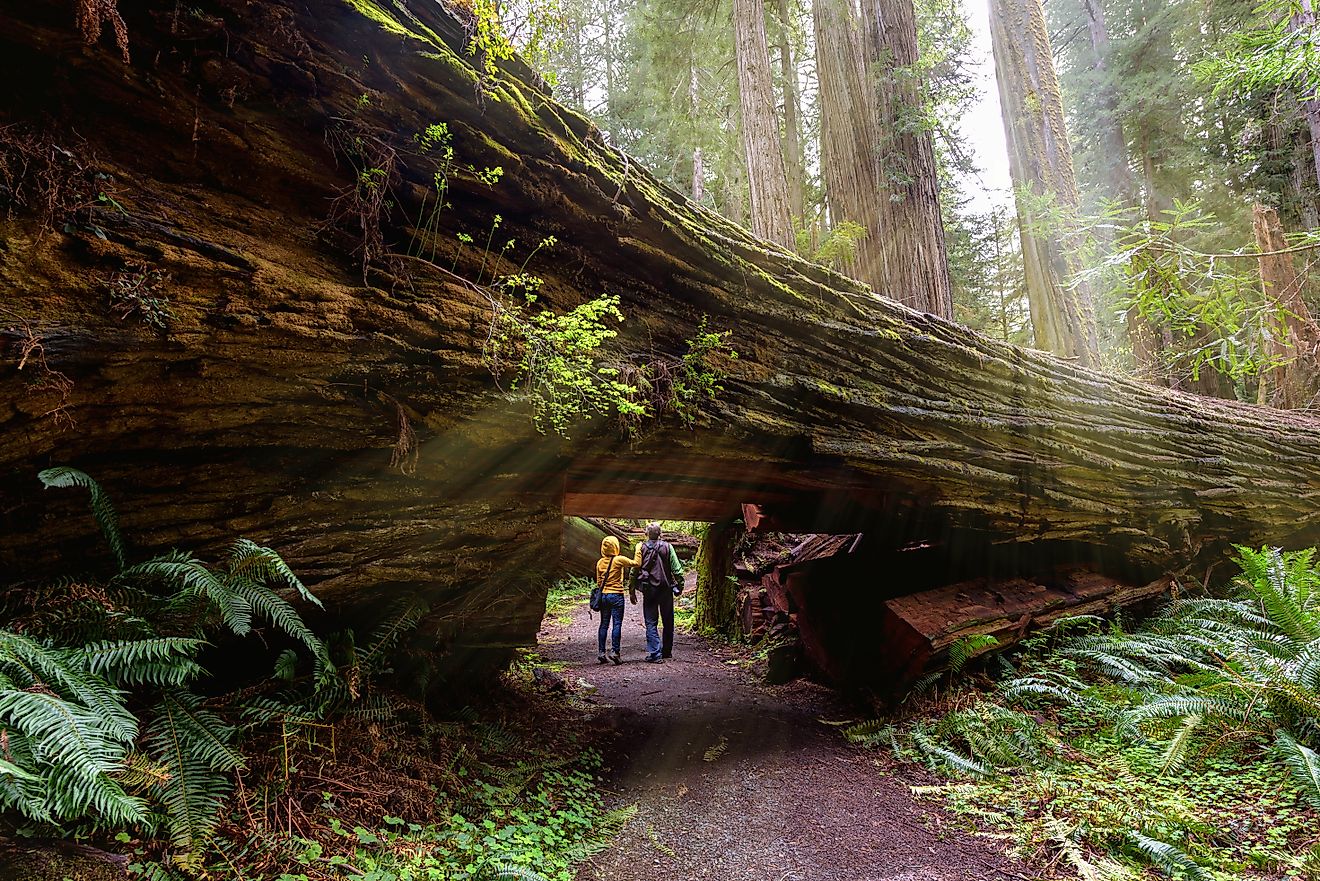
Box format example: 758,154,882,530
694,518,743,635
1254,203,1320,408
732,0,796,249
812,0,884,289
860,0,954,318
774,0,806,226
989,0,1100,366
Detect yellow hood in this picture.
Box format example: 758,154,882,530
600,535,620,557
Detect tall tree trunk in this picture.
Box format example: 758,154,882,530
602,0,616,128
774,0,806,225
1079,0,1136,206
1294,1,1320,196
1254,203,1320,408
732,0,796,248
693,518,743,635
988,0,1100,366
859,0,954,318
812,0,885,289
690,62,705,203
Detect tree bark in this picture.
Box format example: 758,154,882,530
1254,203,1320,409
773,0,806,226
859,0,954,318
989,0,1100,366
1294,1,1320,197
694,518,743,635
813,0,884,284
732,0,796,248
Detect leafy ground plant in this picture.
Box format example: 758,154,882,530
848,546,1320,880
0,467,329,872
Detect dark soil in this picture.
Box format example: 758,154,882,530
539,596,1035,881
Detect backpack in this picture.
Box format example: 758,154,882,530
636,540,672,600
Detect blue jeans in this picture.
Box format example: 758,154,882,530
643,589,675,658
597,593,625,655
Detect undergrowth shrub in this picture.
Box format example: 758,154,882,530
0,467,330,871
847,545,1320,880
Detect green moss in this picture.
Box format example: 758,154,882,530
342,0,420,39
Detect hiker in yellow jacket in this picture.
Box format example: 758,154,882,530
595,535,641,665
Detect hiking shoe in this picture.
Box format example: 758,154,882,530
645,654,664,664
609,652,621,665
597,653,608,664
661,653,672,659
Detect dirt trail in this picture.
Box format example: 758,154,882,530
539,596,1033,881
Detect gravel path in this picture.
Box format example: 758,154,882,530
539,595,1034,881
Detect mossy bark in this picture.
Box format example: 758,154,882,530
693,518,743,636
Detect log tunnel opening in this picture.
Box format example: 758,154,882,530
557,454,1174,694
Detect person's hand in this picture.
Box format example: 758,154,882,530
673,585,682,597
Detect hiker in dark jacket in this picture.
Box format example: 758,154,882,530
629,523,684,663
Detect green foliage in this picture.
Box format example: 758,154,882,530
1106,201,1303,386
948,634,999,674
39,466,127,570
465,0,518,78
543,576,591,625
11,467,329,868
670,319,737,427
487,291,643,434
854,547,1320,878
257,750,631,881
107,266,173,331
1195,0,1319,100
801,220,868,270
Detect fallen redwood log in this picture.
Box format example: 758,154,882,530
878,570,1173,687
0,0,1318,693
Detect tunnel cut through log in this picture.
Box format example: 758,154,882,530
558,454,1170,689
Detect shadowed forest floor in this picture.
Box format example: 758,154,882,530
538,597,1034,881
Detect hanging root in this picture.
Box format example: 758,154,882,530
76,0,131,64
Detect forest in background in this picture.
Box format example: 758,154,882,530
493,0,1320,407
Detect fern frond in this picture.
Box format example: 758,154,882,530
39,467,128,571
948,634,999,673
228,539,324,610
357,602,427,674
0,690,144,823
1158,714,1202,774
561,803,636,864
144,693,242,857
911,725,990,778
1273,731,1320,810
224,575,324,659
843,718,893,746
492,865,551,881
0,631,137,741
1126,830,1212,881
76,637,205,688
273,648,299,681
126,558,254,635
